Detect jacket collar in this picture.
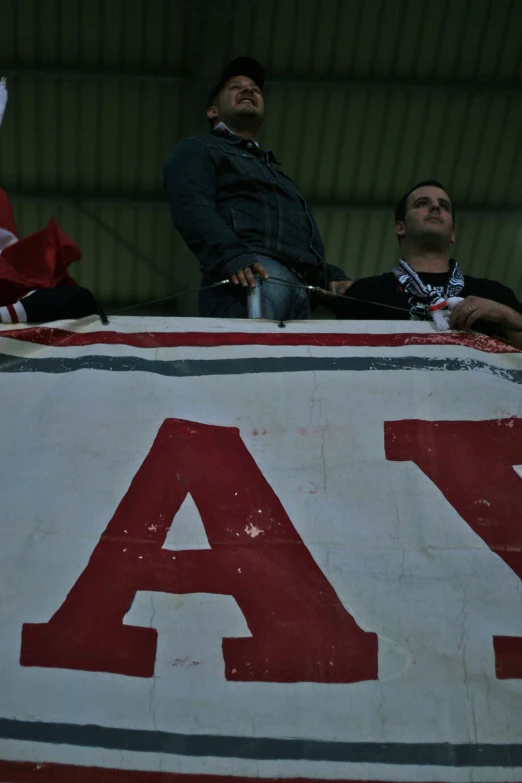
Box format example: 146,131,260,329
210,126,281,165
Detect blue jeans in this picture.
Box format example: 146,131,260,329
198,257,312,320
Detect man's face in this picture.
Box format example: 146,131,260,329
396,185,455,247
207,75,264,127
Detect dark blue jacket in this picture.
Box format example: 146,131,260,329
163,129,349,286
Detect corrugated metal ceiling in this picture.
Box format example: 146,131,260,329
0,0,521,315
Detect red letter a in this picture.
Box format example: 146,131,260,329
22,419,377,683
385,417,522,679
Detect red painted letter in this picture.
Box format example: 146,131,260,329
385,417,522,679
21,419,377,683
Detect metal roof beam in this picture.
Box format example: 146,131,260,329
266,75,522,98
8,189,522,217
0,63,190,84
0,63,520,97
312,200,522,217
8,189,167,206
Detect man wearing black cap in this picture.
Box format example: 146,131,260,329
163,57,351,319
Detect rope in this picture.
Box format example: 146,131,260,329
103,276,411,320
105,281,229,317
266,275,412,315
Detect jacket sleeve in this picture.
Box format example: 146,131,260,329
163,137,258,279
304,204,350,285
325,262,351,283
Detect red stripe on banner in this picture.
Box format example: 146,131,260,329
0,327,518,353
0,760,456,783
6,305,18,324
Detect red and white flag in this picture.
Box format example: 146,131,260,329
0,185,19,254
0,81,18,253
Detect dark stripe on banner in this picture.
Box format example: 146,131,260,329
0,719,521,766
0,327,517,353
0,353,520,385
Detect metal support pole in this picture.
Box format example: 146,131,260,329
247,279,263,319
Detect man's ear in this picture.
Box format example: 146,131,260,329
395,220,405,242
450,227,455,246
207,105,218,123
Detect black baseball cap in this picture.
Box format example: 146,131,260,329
207,57,265,109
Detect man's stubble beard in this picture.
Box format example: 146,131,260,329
408,224,452,254
224,105,264,135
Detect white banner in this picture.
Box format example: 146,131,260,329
0,317,521,783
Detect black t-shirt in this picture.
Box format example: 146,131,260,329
335,270,522,338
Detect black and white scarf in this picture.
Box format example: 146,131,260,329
392,258,465,329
